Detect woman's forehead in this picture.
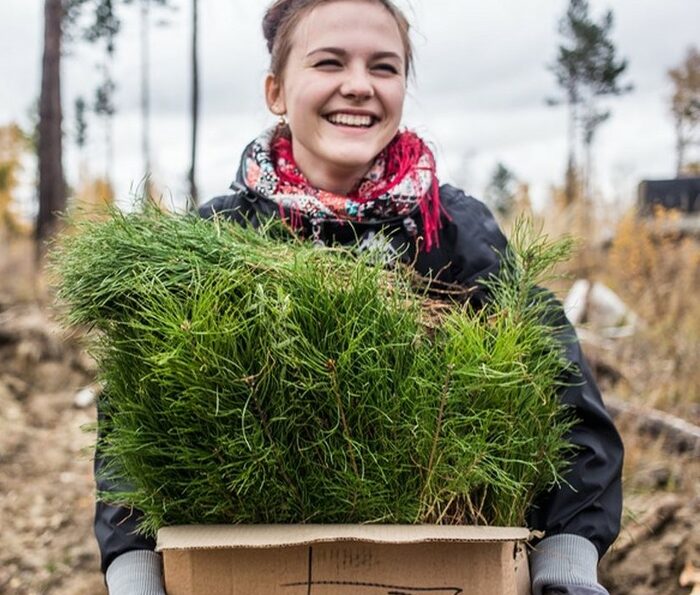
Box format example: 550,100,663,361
291,0,404,56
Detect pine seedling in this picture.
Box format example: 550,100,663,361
53,205,576,535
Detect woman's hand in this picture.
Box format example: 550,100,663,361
105,550,166,595
531,534,608,595
544,586,609,595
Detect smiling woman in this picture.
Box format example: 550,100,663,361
93,1,624,595
251,0,443,251
264,0,407,194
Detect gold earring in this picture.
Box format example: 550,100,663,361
278,114,287,127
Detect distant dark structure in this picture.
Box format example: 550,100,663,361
638,177,700,216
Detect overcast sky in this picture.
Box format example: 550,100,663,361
1,0,699,216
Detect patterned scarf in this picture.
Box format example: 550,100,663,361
242,126,443,252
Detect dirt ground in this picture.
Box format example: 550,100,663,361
599,425,699,595
0,300,106,594
0,255,698,594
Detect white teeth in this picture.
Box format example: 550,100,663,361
326,113,374,127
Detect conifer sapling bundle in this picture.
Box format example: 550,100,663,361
53,206,576,536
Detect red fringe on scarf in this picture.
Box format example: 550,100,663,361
271,131,443,252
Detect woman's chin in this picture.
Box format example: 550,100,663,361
318,140,390,171
322,151,378,174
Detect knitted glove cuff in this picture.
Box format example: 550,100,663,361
105,550,166,595
530,534,603,595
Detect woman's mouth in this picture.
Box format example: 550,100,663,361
324,113,377,128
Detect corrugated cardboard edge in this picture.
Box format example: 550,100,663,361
156,524,533,552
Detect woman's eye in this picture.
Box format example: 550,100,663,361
373,63,399,74
314,59,342,69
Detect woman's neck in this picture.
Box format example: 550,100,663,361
300,167,365,196
291,141,371,196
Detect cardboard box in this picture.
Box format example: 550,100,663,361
156,524,532,595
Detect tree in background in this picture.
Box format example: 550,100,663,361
118,0,174,194
73,94,116,215
74,96,88,156
93,70,117,183
73,95,89,189
36,0,64,246
38,0,185,233
188,0,199,206
82,0,120,50
82,0,120,186
140,0,152,180
81,0,174,194
35,0,119,247
548,0,632,206
484,162,518,218
668,46,700,176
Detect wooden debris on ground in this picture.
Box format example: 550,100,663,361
605,395,700,455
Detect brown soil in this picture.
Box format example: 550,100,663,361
598,418,700,595
600,495,699,595
0,299,106,595
0,265,697,594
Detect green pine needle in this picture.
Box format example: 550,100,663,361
52,205,576,536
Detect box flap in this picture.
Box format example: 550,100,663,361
156,524,531,552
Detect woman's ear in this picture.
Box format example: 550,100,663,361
265,73,286,116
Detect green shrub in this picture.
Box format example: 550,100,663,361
53,206,575,536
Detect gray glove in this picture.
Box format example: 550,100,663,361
105,550,166,595
531,534,609,595
544,587,609,595
105,534,610,595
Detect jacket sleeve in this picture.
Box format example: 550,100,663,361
197,193,244,221
438,186,623,558
197,191,268,226
94,400,156,574
525,303,624,558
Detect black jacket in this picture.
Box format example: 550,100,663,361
94,179,623,573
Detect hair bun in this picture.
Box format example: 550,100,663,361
263,0,294,54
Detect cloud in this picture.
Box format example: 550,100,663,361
3,0,700,213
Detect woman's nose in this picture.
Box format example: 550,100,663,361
340,66,374,100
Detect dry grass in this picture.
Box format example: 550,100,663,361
600,209,699,417
509,200,700,422
508,199,699,531
0,234,42,306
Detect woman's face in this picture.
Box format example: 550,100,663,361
265,0,407,194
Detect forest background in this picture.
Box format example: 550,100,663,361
0,1,699,594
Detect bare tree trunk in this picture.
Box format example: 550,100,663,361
583,137,592,206
107,108,114,184
36,0,65,247
581,135,593,267
106,60,115,185
188,0,199,207
141,0,151,187
565,95,578,207
675,115,686,176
